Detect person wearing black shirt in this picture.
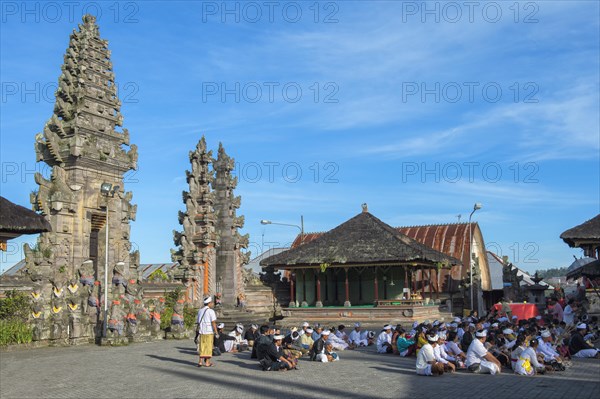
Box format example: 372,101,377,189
213,323,236,354
244,324,260,348
251,325,273,359
569,323,600,358
257,335,294,371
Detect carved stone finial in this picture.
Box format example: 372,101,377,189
362,203,368,213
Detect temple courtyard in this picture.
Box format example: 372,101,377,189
1,340,599,399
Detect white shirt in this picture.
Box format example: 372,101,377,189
537,338,559,361
376,331,392,353
457,327,465,340
465,338,488,367
433,344,449,364
196,306,216,334
563,305,575,325
416,343,435,371
445,341,464,356
348,329,362,344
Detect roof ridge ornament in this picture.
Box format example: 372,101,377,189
361,203,368,213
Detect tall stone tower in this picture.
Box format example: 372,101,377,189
213,144,250,303
25,15,139,342
172,137,218,307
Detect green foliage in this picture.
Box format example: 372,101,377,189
160,287,182,330
160,307,173,330
0,320,32,346
165,287,182,308
0,291,33,346
0,290,31,322
535,267,568,279
184,306,198,329
148,269,168,282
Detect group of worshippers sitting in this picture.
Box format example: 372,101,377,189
212,321,378,371
395,313,600,376
250,322,379,371
196,294,599,374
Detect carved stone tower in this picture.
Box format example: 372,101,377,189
213,143,250,303
25,15,139,343
172,137,218,307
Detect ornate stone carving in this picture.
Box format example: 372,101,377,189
24,15,140,345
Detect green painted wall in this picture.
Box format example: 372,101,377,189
294,267,412,306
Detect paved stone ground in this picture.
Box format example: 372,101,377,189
1,340,599,399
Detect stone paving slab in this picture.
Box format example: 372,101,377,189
1,340,599,399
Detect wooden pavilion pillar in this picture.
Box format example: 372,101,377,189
344,267,351,307
301,269,308,307
435,268,439,301
404,266,409,299
289,273,296,307
374,268,379,302
427,268,432,300
421,266,425,297
315,269,323,307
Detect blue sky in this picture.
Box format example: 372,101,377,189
1,1,598,274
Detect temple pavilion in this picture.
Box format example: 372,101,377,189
260,204,462,309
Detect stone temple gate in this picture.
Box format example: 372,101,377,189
171,138,250,308
22,15,141,344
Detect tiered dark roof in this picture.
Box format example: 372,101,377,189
560,214,600,246
261,211,461,268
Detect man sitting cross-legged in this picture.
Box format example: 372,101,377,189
257,334,295,371
465,330,502,375
433,333,456,373
416,333,445,376
299,327,315,351
377,325,394,354
251,325,273,359
570,323,600,358
310,330,338,362
348,322,368,347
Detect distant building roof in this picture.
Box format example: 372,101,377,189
486,251,553,290
0,259,26,277
140,263,178,280
485,252,505,290
247,248,288,272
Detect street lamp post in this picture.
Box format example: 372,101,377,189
468,203,482,312
260,216,304,244
100,182,119,338
261,216,304,308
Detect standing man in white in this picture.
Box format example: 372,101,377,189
196,296,218,367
